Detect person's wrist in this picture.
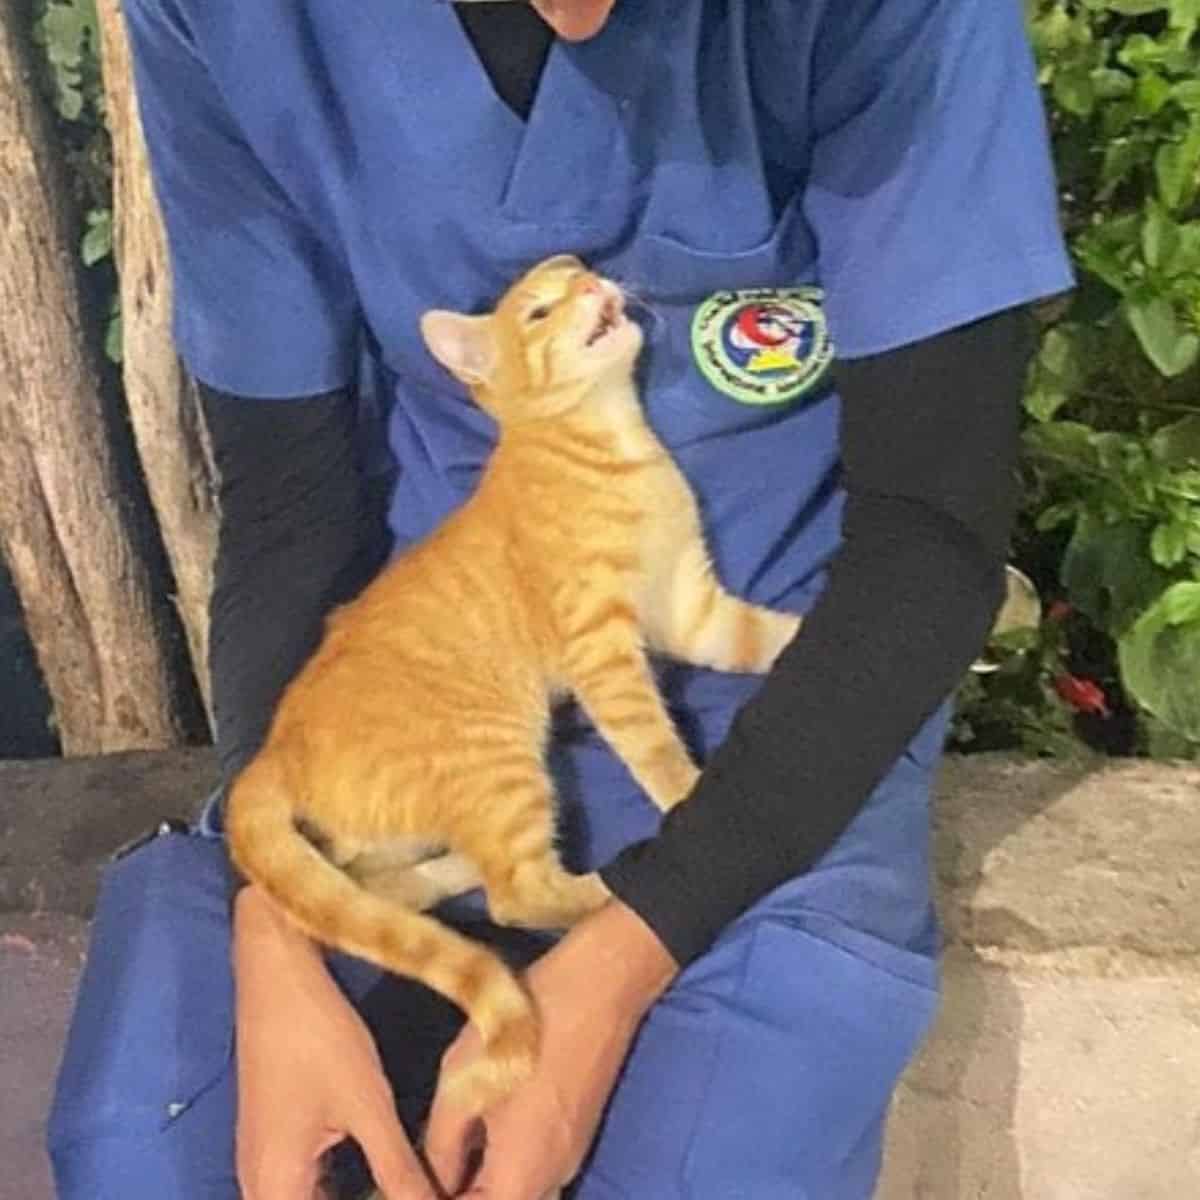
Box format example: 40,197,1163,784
233,884,323,971
545,896,679,1016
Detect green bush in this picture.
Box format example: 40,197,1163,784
25,0,1200,757
956,0,1200,759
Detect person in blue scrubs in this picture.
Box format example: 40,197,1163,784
48,2,1073,1197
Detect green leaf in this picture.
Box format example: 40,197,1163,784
1156,122,1200,211
1169,0,1200,30
1119,591,1200,742
57,81,83,121
1172,80,1200,110
1054,63,1097,117
41,3,87,69
1151,520,1191,566
1025,384,1072,422
1031,4,1075,54
1039,326,1077,376
80,208,111,266
1100,138,1145,197
1135,71,1172,117
1124,295,1200,376
1075,213,1141,293
1173,222,1200,273
1107,0,1169,13
104,310,123,365
1171,469,1200,500
1161,581,1200,624
1152,415,1200,466
1142,201,1180,269
1025,419,1101,470
1062,515,1174,634
1093,68,1135,100
1034,500,1080,531
1118,33,1168,71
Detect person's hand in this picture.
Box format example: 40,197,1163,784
423,900,677,1199
232,886,438,1200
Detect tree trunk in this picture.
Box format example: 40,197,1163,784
97,0,216,726
0,0,185,753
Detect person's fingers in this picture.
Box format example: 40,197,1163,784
238,1151,322,1200
456,1179,562,1200
354,1101,436,1200
423,1029,490,1194
460,1130,567,1200
458,1192,561,1200
422,1087,484,1198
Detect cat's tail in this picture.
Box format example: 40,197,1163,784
225,752,539,1114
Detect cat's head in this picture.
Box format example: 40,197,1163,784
420,255,642,422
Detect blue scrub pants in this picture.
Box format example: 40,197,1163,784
47,713,946,1200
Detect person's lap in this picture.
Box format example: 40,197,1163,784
48,715,944,1200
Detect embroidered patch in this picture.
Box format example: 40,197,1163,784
690,288,833,405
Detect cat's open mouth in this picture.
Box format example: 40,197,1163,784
586,296,624,347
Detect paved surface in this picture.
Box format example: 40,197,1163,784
1,914,87,1200
0,749,219,915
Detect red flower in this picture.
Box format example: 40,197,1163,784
1047,600,1073,623
1054,673,1110,717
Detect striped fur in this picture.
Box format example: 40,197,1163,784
226,256,802,1120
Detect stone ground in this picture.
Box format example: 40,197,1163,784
3,750,1198,1198
1,913,87,1200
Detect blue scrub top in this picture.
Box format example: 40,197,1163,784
128,0,1072,796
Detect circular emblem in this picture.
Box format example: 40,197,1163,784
690,288,833,405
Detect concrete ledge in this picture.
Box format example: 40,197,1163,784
881,756,1200,1198
0,748,218,916
1,751,1197,1197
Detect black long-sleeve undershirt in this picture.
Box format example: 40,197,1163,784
202,390,392,783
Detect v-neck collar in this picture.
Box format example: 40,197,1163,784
452,1,555,120
374,2,634,232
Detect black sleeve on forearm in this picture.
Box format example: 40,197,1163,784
201,385,392,786
600,306,1037,966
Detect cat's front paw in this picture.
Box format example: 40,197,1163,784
731,609,802,674
644,756,701,813
488,869,610,930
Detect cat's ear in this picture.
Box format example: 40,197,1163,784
420,312,497,387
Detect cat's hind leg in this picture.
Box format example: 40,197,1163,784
350,851,483,911
448,767,609,931
319,833,479,911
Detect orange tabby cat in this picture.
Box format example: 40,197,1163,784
225,254,802,1119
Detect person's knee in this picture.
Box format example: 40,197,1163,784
575,912,937,1199
48,829,240,1199
49,1069,239,1200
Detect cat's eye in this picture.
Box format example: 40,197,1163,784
527,304,553,322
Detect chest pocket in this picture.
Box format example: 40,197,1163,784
609,198,829,445
627,196,816,303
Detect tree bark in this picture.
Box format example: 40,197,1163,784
0,0,185,753
97,0,216,726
